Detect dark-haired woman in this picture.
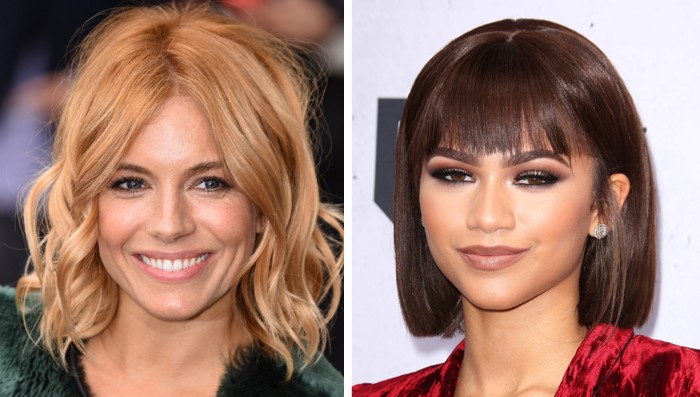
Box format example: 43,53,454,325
353,19,700,396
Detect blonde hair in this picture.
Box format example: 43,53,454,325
17,2,343,379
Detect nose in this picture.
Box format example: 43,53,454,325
149,187,195,242
466,180,515,233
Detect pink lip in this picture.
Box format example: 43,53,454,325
458,245,528,271
133,251,212,283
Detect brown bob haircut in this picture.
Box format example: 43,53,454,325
394,19,656,337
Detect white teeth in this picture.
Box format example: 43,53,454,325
140,254,208,272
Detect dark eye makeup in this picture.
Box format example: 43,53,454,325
513,170,560,187
428,167,561,188
429,168,474,184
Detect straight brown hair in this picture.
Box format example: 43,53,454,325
394,19,656,336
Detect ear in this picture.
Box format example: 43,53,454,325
255,210,265,234
588,173,630,236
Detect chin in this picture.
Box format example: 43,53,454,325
121,284,233,322
129,289,214,321
145,301,205,321
465,298,524,312
461,287,535,312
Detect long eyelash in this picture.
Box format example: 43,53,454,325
429,168,472,184
515,170,560,185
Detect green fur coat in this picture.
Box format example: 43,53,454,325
0,286,343,396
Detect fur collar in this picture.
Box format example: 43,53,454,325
0,287,342,396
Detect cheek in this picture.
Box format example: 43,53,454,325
197,198,258,247
420,190,460,241
520,192,592,242
418,183,470,267
518,191,593,276
97,197,143,249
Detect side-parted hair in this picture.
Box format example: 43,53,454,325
395,19,655,336
17,2,342,379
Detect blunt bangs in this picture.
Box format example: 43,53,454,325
405,30,598,178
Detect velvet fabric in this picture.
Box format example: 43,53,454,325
0,286,342,397
353,324,700,396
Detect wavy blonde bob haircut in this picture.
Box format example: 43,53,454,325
17,2,342,379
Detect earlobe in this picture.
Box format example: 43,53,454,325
588,173,630,237
588,209,604,238
255,214,265,234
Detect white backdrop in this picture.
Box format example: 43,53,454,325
352,0,700,384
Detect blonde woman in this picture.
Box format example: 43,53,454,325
0,3,343,396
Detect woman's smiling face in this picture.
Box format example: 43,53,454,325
419,148,599,312
97,96,260,322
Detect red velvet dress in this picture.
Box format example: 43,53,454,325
353,324,700,396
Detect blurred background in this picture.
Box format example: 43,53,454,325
0,0,343,372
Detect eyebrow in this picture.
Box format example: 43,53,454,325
115,161,225,179
430,148,571,168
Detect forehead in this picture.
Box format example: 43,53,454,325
123,96,221,165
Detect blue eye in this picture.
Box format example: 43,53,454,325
430,168,474,184
513,171,559,187
195,177,231,191
110,177,145,192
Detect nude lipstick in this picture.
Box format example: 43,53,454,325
458,245,528,271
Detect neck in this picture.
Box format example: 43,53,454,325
456,276,587,396
84,290,251,396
